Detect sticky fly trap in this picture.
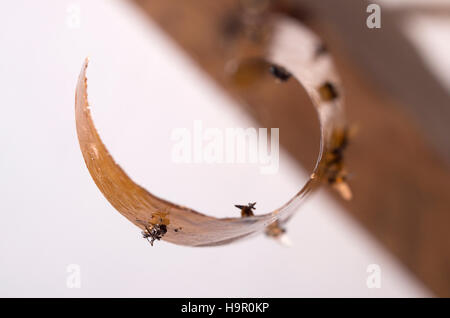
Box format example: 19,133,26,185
75,16,351,247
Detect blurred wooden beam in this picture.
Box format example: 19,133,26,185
131,0,450,296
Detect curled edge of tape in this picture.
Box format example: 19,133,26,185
74,16,350,247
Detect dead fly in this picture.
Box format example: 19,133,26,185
235,202,256,217
265,220,286,238
323,128,352,200
314,42,328,58
326,130,348,166
265,220,292,246
269,65,291,82
318,81,339,101
137,220,167,246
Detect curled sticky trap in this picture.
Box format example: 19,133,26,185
75,17,350,247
